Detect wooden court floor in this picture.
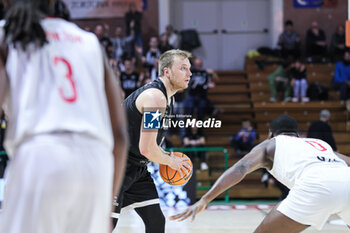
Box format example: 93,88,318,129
114,206,349,233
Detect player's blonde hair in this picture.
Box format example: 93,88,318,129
158,49,191,76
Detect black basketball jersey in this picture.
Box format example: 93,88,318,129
124,79,173,165
120,71,140,98
188,68,211,97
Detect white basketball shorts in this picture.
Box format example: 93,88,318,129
0,133,114,233
277,165,350,230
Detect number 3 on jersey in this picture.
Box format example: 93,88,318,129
53,57,77,103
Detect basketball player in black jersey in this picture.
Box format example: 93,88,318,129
112,49,192,233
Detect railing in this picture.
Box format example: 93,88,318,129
166,147,230,203
0,148,231,202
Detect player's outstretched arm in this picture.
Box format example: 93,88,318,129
170,139,274,222
103,48,129,198
335,152,350,166
137,89,191,177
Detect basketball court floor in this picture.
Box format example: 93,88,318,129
113,203,349,233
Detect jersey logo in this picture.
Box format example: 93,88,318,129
143,110,162,129
305,140,327,151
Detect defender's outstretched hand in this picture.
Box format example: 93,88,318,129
169,199,207,222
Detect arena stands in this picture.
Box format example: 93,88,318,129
168,55,350,200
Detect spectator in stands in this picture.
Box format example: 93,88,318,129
94,24,112,54
290,60,309,103
278,20,301,59
149,58,159,82
183,126,208,170
110,26,134,63
106,40,116,60
132,45,145,74
103,23,111,38
125,3,143,48
144,58,159,84
330,24,346,62
307,109,337,151
305,21,327,62
94,24,105,41
159,33,174,53
173,89,187,140
143,36,161,73
184,58,218,120
165,24,179,49
120,58,144,98
333,50,350,101
229,119,256,157
267,62,292,102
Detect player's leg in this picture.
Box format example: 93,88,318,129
0,136,78,233
337,198,350,229
261,167,349,233
254,204,309,233
135,203,166,233
122,166,164,232
293,79,300,100
337,170,350,230
111,162,137,228
112,192,124,227
267,74,277,100
67,136,114,233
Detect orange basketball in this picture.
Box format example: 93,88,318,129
159,152,193,186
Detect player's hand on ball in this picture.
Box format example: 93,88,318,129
168,152,192,178
169,199,207,222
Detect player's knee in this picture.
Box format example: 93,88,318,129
146,215,165,233
144,208,165,233
112,217,118,228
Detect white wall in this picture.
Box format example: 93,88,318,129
159,0,284,70
269,0,283,48
158,0,171,35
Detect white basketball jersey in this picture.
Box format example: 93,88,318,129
269,135,347,189
2,18,113,157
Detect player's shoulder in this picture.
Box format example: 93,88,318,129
259,138,276,168
43,18,98,42
138,88,167,107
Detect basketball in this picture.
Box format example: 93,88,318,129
159,152,193,186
